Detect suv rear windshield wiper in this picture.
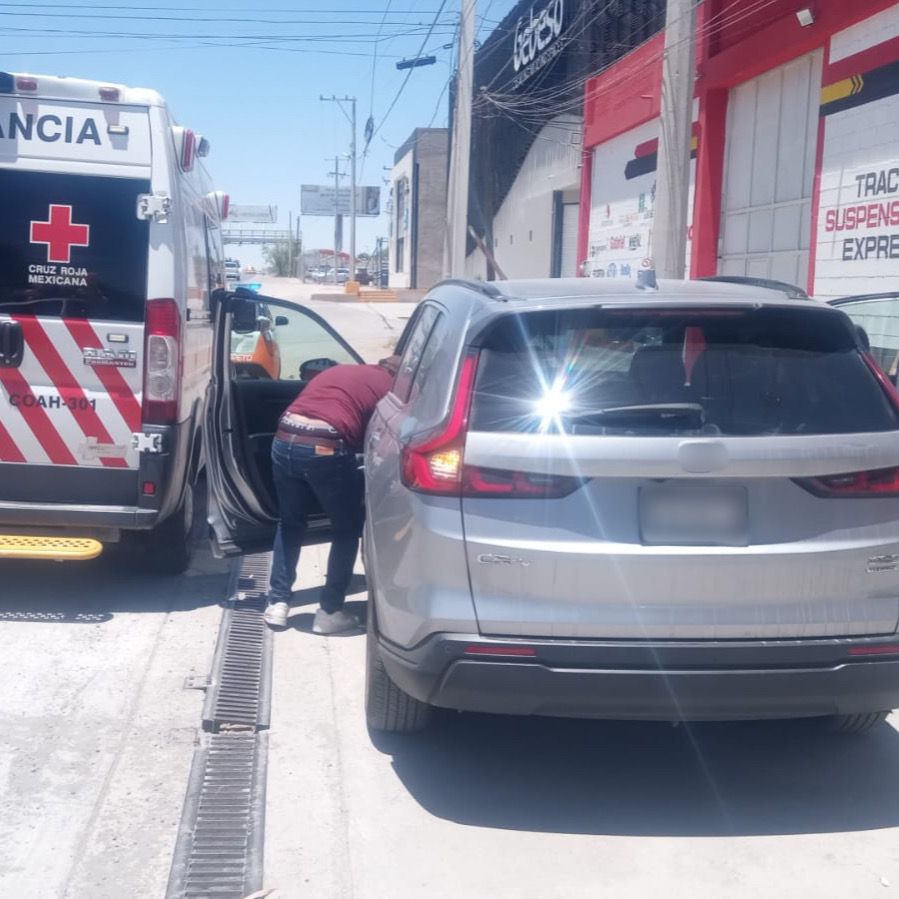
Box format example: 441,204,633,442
569,403,706,429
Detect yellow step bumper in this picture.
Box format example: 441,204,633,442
0,535,103,561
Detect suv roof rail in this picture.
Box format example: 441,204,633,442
698,275,809,299
433,278,506,300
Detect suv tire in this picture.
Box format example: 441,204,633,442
825,711,890,735
365,591,431,733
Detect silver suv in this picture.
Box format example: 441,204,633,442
362,278,899,734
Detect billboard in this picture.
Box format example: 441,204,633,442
301,185,381,216
227,204,278,223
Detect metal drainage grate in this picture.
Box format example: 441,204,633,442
167,553,274,899
203,553,273,733
166,731,267,899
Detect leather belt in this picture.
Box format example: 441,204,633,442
274,430,347,452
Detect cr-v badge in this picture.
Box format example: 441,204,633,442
867,553,899,573
477,553,531,567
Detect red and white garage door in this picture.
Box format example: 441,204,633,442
719,50,823,288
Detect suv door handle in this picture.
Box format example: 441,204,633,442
0,321,24,368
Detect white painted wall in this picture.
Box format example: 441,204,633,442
815,16,899,298
388,149,414,289
719,51,822,288
586,109,696,281
464,115,581,280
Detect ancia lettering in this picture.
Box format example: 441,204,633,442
0,113,101,145
513,0,564,73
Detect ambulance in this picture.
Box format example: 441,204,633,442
0,71,227,573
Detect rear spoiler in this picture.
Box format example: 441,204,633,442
698,275,809,300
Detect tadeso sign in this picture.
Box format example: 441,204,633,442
511,0,565,88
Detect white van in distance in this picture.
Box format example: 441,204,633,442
0,71,228,573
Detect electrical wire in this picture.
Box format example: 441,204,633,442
367,0,448,143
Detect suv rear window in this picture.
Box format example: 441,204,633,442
470,305,899,436
0,168,150,322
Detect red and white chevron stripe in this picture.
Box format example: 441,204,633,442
0,315,143,468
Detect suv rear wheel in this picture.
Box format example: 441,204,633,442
824,711,890,735
365,591,431,733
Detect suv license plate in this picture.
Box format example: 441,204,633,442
640,484,749,546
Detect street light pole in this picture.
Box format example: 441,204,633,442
321,94,358,285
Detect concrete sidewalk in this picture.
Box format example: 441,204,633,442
262,549,899,899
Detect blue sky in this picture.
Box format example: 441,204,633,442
2,0,515,265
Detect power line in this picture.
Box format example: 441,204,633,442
368,0,448,144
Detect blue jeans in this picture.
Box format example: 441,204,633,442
269,436,364,613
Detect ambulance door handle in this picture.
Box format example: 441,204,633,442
0,321,24,368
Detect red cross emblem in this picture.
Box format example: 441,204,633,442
30,205,91,264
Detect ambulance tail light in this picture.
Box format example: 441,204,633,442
143,299,181,425
181,129,196,172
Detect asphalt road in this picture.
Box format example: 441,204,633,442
253,276,413,362
0,540,229,897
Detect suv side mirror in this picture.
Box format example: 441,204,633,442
299,357,339,381
275,315,289,327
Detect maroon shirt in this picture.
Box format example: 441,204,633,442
285,364,393,449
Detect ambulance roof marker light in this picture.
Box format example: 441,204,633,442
99,86,120,101
16,77,37,92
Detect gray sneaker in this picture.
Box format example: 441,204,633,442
312,608,359,635
263,601,289,629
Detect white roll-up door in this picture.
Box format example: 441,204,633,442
719,50,822,288
560,203,579,277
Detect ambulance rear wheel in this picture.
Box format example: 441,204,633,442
148,483,195,575
119,484,194,576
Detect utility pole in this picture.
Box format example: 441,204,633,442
326,155,347,284
652,0,697,279
295,214,302,279
288,210,294,277
444,0,475,278
321,95,357,284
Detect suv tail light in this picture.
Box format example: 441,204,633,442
401,351,479,495
143,298,181,425
796,466,899,498
400,350,584,499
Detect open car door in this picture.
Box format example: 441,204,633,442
206,289,364,555
828,292,899,385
